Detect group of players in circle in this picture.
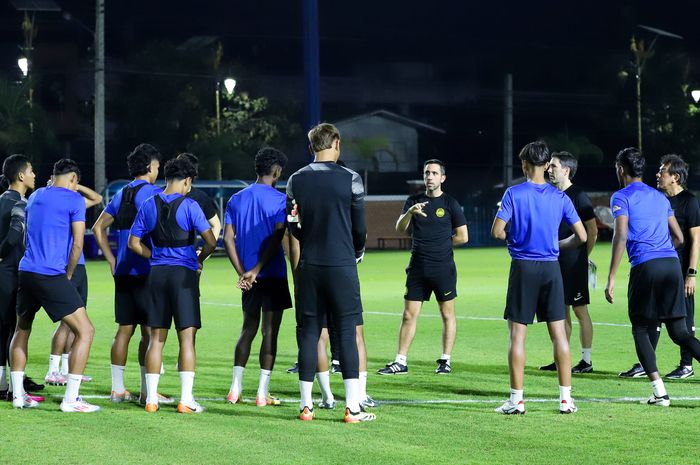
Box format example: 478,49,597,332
0,122,698,421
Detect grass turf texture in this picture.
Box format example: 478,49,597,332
3,244,699,465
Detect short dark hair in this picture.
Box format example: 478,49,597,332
307,123,340,153
552,151,578,179
127,143,161,177
660,154,689,188
53,158,81,181
254,147,288,176
177,152,199,178
423,159,446,175
616,147,645,178
1,154,31,192
518,140,550,166
164,157,197,181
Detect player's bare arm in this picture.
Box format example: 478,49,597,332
605,215,628,304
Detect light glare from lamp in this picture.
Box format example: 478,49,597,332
224,78,236,95
692,90,700,104
17,57,29,77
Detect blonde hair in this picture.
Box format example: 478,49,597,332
307,123,340,153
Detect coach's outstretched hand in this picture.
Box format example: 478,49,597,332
408,202,429,218
605,278,614,303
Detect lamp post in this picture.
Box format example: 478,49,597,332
629,25,683,152
17,56,29,77
215,77,236,136
692,90,700,104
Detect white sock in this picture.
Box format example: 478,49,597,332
651,378,667,397
10,371,24,400
395,354,407,366
0,366,7,391
440,353,451,363
111,364,126,393
300,380,314,409
344,378,361,412
257,369,271,398
160,362,165,375
48,354,61,374
509,388,523,404
146,373,160,405
64,374,82,403
684,365,693,370
359,371,368,400
140,366,147,395
60,353,70,376
231,366,244,394
179,371,195,405
316,371,334,402
559,385,572,403
581,348,592,364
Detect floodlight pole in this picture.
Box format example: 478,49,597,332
303,0,320,160
503,73,513,188
94,0,106,195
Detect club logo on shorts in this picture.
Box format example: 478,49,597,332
435,208,445,218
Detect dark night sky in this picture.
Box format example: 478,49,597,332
1,0,699,191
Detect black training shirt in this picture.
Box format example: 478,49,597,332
558,184,595,262
403,192,466,267
286,161,366,267
0,190,26,270
187,187,218,220
668,189,700,273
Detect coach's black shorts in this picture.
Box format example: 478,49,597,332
504,260,565,325
296,263,362,321
16,271,85,323
0,268,18,325
147,265,201,330
241,277,292,315
628,257,685,325
70,264,88,307
404,262,457,302
114,274,150,325
559,249,589,306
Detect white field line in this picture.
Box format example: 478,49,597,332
49,394,700,404
200,301,632,328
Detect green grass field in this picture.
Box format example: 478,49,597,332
3,244,699,465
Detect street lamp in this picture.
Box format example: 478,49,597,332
17,56,29,77
224,78,236,95
692,90,700,104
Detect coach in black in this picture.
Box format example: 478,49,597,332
287,122,374,423
541,151,598,373
656,154,700,379
378,159,468,376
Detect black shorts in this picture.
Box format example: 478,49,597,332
114,274,150,325
628,257,685,325
321,306,364,329
559,250,589,306
0,268,18,325
16,271,85,323
404,262,457,302
296,263,362,321
71,264,88,307
147,265,201,330
504,260,565,325
241,278,292,315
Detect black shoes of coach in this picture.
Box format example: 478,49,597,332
24,376,45,391
571,360,593,374
286,362,299,374
435,359,452,374
619,363,646,378
665,365,694,380
377,362,408,375
539,362,557,371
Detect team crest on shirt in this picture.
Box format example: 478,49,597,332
612,205,622,212
435,208,445,218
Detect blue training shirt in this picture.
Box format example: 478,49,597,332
104,180,163,276
224,183,287,279
130,192,211,272
19,186,86,275
496,181,580,261
610,181,677,267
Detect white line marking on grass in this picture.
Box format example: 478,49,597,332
201,302,632,328
53,395,700,404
